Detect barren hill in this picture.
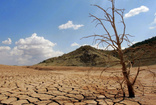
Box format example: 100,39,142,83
124,36,156,66
38,36,156,67
108,36,156,66
38,45,119,67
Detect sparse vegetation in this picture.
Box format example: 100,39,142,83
38,37,156,67
131,36,156,48
38,45,119,67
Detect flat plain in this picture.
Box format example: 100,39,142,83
0,65,155,105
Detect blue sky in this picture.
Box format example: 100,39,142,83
0,0,156,65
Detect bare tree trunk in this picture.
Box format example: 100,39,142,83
127,80,135,97
119,49,135,97
122,65,135,97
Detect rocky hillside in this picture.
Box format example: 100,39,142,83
131,36,156,48
108,36,156,66
38,45,119,67
124,36,156,66
38,36,156,67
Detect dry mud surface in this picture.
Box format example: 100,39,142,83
0,65,156,105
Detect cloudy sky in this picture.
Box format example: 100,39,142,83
0,0,156,65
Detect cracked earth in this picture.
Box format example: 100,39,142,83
0,65,156,105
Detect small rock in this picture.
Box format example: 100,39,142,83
97,95,105,99
1,97,17,104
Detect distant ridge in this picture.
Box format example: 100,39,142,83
131,36,156,48
38,45,119,67
124,36,156,66
38,36,156,67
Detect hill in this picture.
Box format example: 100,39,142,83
106,36,156,66
131,36,156,48
123,36,156,66
38,36,156,67
38,45,119,67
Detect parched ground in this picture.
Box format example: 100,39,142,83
0,65,156,105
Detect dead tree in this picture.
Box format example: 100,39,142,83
84,0,137,97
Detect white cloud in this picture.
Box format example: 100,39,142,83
58,21,84,30
151,17,156,25
80,43,105,50
2,38,12,45
0,46,11,51
124,6,149,18
71,42,80,47
152,12,156,24
92,43,116,50
72,43,126,51
149,26,156,30
129,41,138,46
0,46,13,65
149,13,156,29
91,44,103,49
132,41,138,45
15,33,56,48
122,47,125,50
0,33,64,65
13,33,63,65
